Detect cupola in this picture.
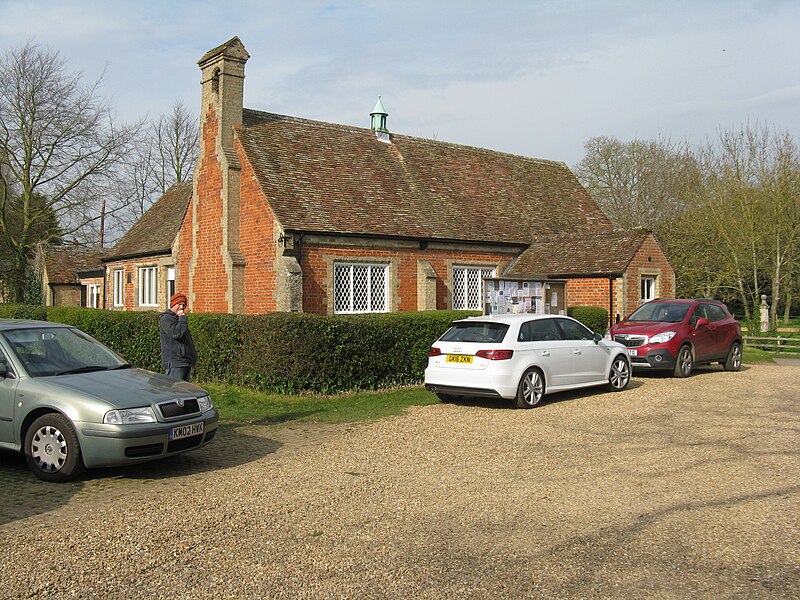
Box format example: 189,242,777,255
370,96,390,143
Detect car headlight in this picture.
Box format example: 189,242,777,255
648,331,676,345
104,407,156,424
198,395,214,413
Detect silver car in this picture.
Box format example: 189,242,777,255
0,319,218,482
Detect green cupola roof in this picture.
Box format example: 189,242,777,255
370,96,388,133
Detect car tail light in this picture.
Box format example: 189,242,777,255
428,347,442,357
475,349,514,360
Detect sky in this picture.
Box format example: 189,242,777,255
1,0,798,166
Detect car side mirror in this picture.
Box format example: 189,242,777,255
0,359,8,379
592,333,603,344
695,317,709,329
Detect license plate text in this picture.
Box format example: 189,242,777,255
170,422,204,441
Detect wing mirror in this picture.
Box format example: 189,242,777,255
592,333,603,344
0,359,8,379
695,317,709,329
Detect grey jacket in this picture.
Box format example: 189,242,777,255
159,310,197,369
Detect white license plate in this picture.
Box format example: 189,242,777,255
627,349,638,356
169,422,204,441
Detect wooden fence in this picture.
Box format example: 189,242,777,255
743,335,800,353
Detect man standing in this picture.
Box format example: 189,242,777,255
159,292,197,381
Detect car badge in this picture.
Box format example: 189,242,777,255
176,398,185,408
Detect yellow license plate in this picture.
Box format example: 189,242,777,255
446,354,473,364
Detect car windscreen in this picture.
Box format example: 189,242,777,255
439,322,510,343
2,327,128,377
627,302,690,323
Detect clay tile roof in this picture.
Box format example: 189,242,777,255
237,110,614,245
105,182,192,260
44,246,107,284
506,229,653,278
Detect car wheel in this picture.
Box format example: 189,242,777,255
673,345,693,378
514,368,544,409
724,341,742,371
24,413,85,482
606,355,631,391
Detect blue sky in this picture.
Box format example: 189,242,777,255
1,0,798,165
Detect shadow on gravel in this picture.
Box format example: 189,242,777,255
448,379,646,410
633,363,754,380
0,423,281,526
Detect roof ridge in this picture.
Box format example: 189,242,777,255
241,107,564,167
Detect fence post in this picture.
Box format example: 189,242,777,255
760,295,770,333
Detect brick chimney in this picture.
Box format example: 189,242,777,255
190,37,250,313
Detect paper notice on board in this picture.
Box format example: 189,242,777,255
551,292,558,306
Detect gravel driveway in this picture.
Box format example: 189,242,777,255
1,364,798,599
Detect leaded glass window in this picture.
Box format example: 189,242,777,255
334,263,388,314
452,266,495,310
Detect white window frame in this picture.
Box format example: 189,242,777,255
138,266,158,307
86,284,100,309
641,275,657,303
452,266,495,310
113,269,124,307
167,266,176,301
333,262,389,314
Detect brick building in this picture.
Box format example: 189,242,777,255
105,37,674,323
39,246,106,308
102,182,191,311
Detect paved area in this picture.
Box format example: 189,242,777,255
0,363,798,599
774,357,800,366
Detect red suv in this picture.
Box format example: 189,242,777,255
609,299,742,377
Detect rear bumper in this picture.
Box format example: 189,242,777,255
425,384,504,399
424,365,518,399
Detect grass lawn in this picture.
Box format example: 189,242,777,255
202,382,439,425
743,347,800,363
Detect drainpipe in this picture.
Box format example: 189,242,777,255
608,276,614,329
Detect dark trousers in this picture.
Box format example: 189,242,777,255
166,366,192,382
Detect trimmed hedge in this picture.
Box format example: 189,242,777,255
567,306,609,334
0,304,47,321
1,305,476,393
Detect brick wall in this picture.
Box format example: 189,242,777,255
238,145,280,313
300,244,514,315
621,233,675,317
189,104,229,313
567,277,614,314
104,256,173,312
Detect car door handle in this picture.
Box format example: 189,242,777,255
541,351,550,357
573,349,581,355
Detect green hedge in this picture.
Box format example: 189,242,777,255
567,306,609,334
1,305,475,393
0,304,48,320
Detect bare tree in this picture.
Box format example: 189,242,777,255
0,41,140,300
100,101,198,245
152,101,198,194
573,135,698,232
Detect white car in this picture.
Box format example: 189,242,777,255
424,314,631,408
